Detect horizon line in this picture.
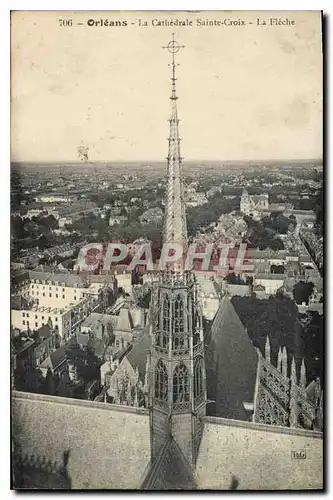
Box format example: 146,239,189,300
11,158,323,166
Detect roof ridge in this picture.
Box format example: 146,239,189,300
206,294,259,420
141,437,196,490
211,294,245,334
141,437,172,489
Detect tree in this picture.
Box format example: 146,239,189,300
107,322,115,346
11,216,27,240
271,264,285,274
225,273,237,284
66,344,101,385
232,294,299,361
293,281,314,305
56,371,73,398
43,367,56,395
269,238,285,251
38,215,58,231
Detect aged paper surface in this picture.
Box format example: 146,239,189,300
11,11,323,490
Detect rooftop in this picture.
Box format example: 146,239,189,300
196,417,322,490
12,391,150,489
205,294,259,420
142,437,196,490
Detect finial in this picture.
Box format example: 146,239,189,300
300,358,306,389
291,356,297,385
281,346,287,378
144,357,149,388
314,377,321,404
265,336,271,363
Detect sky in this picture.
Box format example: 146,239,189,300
11,11,323,163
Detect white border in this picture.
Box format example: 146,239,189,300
1,1,329,498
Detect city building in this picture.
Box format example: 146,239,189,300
35,195,74,203
58,217,73,228
11,305,72,339
139,207,163,224
39,345,68,379
44,244,75,260
109,214,128,226
240,189,296,219
185,191,208,207
19,271,106,310
114,266,132,296
240,189,269,215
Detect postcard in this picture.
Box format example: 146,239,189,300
11,10,323,490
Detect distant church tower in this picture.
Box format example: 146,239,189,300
148,35,207,468
240,188,250,215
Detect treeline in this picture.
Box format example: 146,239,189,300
232,295,323,382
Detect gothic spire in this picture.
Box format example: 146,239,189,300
265,336,271,363
162,35,187,251
281,346,288,378
300,358,307,389
291,356,297,385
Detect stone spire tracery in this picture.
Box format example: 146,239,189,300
148,36,207,469
162,34,188,252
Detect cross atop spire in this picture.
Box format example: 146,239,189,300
162,34,185,100
162,35,187,254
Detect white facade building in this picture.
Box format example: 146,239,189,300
11,305,72,339
19,279,100,310
240,189,269,215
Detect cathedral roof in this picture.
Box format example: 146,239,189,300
205,294,259,420
196,417,323,490
141,437,196,490
13,391,151,489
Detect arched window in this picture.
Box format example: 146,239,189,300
160,295,170,348
194,357,204,400
155,359,168,401
173,294,187,350
173,363,189,403
192,307,201,347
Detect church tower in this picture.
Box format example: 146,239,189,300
148,35,207,468
240,188,250,215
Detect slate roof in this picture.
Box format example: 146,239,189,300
81,313,118,330
77,332,90,347
205,294,259,420
115,308,134,333
127,328,150,381
36,325,53,340
141,437,196,490
28,270,90,288
39,345,67,372
91,338,107,360
11,295,29,311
